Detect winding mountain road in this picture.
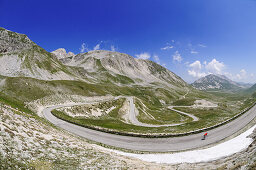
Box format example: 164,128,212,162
127,97,199,127
168,106,199,121
43,102,256,152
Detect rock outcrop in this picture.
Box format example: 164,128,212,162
51,48,75,59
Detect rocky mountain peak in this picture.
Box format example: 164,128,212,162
191,74,241,91
0,28,76,80
51,48,75,59
0,27,35,53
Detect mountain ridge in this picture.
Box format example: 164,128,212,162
191,74,243,91
0,27,188,92
59,50,187,88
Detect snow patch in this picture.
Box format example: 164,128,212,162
109,125,256,164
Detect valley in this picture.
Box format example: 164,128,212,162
1,27,256,169
43,100,256,152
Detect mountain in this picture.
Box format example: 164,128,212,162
51,48,75,59
0,27,201,113
0,27,77,80
216,75,252,88
245,83,256,95
191,74,242,91
59,50,187,88
236,82,253,89
0,27,188,91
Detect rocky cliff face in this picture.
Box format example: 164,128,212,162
0,27,75,80
0,27,35,53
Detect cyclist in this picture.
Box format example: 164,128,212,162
202,132,208,140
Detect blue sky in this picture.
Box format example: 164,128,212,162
1,0,256,83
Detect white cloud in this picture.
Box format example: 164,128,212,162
161,45,174,50
205,59,225,74
153,55,160,64
172,51,183,62
188,70,207,78
110,45,116,52
188,59,255,83
198,44,207,48
223,72,233,79
191,50,198,54
240,69,247,75
93,43,101,51
153,55,166,67
236,69,247,80
189,60,202,70
229,69,256,83
187,43,199,55
236,74,242,80
80,43,89,53
135,52,151,60
187,59,225,78
188,61,207,78
136,53,165,66
225,69,255,83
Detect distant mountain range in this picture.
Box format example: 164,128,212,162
1,27,254,98
54,49,187,88
0,27,188,92
191,74,253,91
244,83,256,95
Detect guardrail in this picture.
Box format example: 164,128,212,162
52,101,256,138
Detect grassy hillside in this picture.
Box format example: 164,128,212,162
0,76,186,107
1,75,253,132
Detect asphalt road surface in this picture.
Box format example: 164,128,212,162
43,104,256,152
